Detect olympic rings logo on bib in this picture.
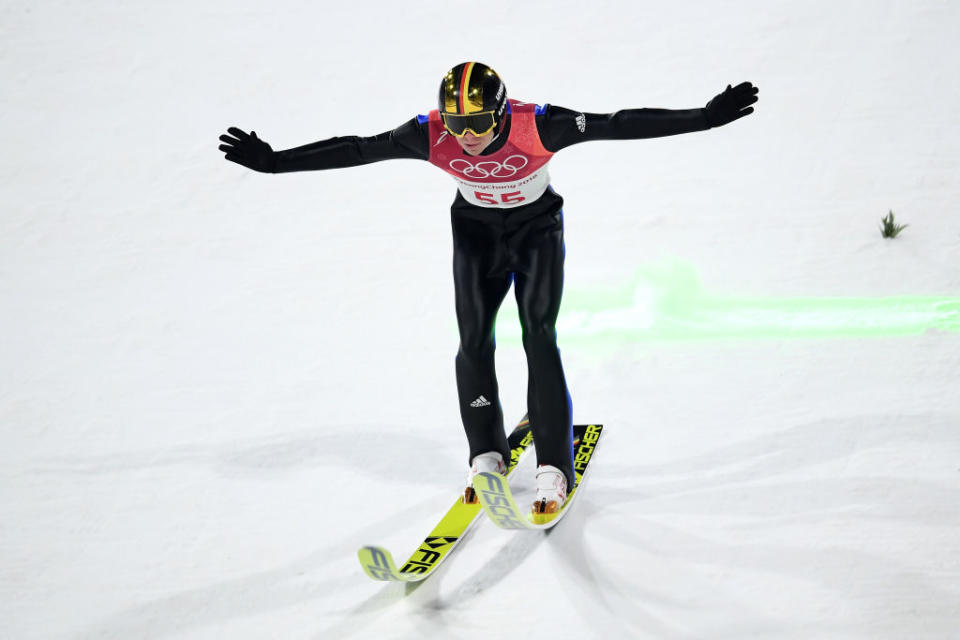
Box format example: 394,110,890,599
448,155,529,179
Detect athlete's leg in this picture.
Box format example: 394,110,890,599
452,214,513,463
512,210,574,488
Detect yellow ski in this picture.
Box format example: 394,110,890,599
474,423,603,530
358,415,534,581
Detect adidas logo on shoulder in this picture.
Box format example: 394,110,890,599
470,395,492,408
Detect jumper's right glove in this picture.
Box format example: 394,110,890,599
704,82,759,128
218,127,277,172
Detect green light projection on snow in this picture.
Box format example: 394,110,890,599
492,261,960,343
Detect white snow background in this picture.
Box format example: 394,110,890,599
2,1,959,638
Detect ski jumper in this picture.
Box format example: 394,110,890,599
268,100,714,488
426,100,573,484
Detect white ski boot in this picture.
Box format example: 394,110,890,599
464,451,506,504
532,464,567,515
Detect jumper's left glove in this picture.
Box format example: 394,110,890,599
705,82,759,127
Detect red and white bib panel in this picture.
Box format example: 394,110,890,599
427,100,554,209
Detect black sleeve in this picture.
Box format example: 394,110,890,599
273,117,430,173
536,104,712,153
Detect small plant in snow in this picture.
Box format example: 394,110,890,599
880,210,908,239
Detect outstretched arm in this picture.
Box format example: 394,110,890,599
538,82,759,152
218,118,429,173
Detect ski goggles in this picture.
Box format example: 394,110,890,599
441,111,497,137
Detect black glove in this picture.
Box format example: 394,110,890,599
218,127,277,172
704,82,759,128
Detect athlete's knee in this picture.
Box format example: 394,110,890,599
457,332,496,363
521,323,558,353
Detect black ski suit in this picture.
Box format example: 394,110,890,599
234,103,716,488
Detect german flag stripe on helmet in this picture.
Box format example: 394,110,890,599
440,61,503,117
458,62,473,114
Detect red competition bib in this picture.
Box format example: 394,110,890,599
427,100,554,209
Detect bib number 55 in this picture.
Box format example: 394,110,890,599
474,190,526,205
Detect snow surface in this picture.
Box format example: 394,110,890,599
2,1,959,638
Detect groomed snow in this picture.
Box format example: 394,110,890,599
2,1,958,638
